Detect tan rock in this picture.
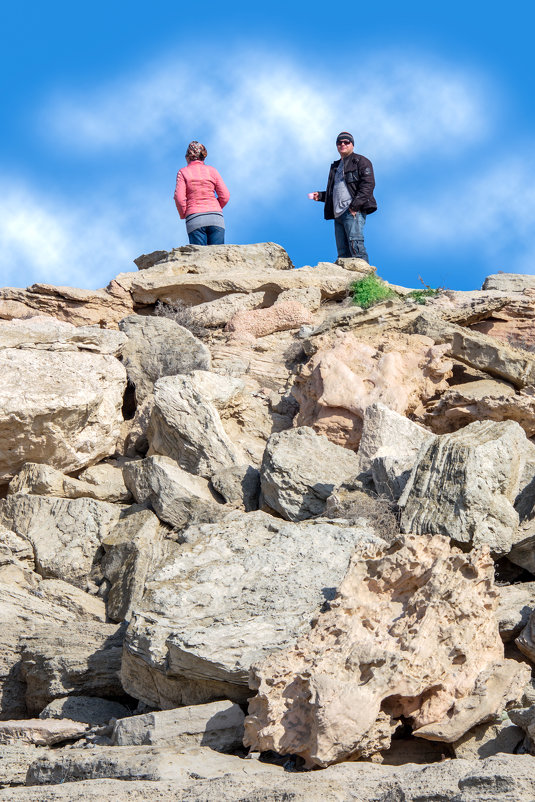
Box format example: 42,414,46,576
0,316,127,354
244,534,529,767
127,261,356,307
410,310,535,388
421,379,535,437
225,300,313,340
8,462,131,504
452,718,524,759
0,718,88,746
293,331,452,449
188,291,266,327
0,280,133,328
497,582,535,642
0,348,126,483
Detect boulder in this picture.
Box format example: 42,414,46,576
399,420,535,556
516,610,535,663
0,579,98,719
8,462,131,504
121,510,385,709
20,623,125,714
148,376,242,477
421,379,535,437
210,464,260,511
483,274,535,292
100,505,164,622
276,286,322,311
123,456,222,531
77,461,132,502
39,696,131,726
293,331,452,449
452,718,524,759
260,426,360,521
132,242,294,275
0,745,46,788
0,718,88,746
356,403,435,500
244,534,529,767
118,314,211,403
496,582,535,642
0,348,126,483
0,495,124,588
111,700,244,752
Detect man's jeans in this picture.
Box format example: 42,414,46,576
188,226,225,246
334,209,368,261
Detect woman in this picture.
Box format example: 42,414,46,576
174,141,230,245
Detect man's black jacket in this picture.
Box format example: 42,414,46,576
318,152,377,220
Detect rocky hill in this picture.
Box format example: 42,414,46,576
2,243,535,800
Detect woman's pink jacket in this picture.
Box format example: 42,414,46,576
174,160,230,219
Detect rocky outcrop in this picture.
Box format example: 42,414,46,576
244,534,529,767
121,511,384,708
8,462,131,503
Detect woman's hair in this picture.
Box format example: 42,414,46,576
185,141,207,161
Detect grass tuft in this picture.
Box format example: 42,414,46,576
350,274,397,309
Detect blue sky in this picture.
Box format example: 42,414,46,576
1,1,534,292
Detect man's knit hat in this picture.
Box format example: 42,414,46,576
336,131,354,145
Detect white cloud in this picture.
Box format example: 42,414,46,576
392,156,535,272
0,182,136,288
45,51,488,191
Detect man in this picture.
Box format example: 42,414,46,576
312,132,377,262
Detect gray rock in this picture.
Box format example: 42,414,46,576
121,510,384,708
24,745,280,788
496,582,535,642
20,623,125,715
0,745,46,788
123,455,223,531
357,402,434,478
148,376,241,478
39,696,131,726
188,292,265,327
0,316,127,355
101,505,164,622
119,314,211,403
112,700,244,752
452,718,524,759
260,426,360,521
400,420,534,556
0,349,126,483
0,495,124,588
516,609,535,663
210,464,260,511
0,718,89,746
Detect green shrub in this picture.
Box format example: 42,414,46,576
350,274,397,309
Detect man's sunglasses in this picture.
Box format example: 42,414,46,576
337,140,351,146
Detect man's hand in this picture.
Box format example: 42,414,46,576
311,192,320,201
349,209,357,216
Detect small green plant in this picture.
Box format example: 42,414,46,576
350,274,397,309
406,288,440,304
405,277,442,305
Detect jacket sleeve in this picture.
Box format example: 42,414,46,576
174,170,187,219
350,160,375,212
212,168,230,209
317,191,326,203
